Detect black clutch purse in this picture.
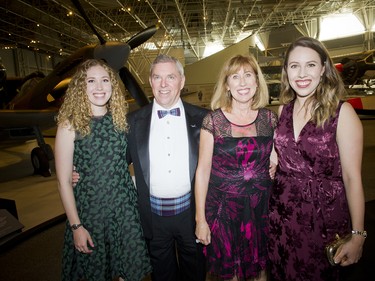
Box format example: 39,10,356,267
325,233,352,266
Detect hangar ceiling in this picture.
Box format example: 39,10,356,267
0,0,374,66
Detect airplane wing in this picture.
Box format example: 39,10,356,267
0,109,57,129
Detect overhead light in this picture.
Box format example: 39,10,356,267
319,13,365,41
255,36,265,51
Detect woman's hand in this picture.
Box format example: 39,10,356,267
269,161,277,179
73,227,95,254
334,235,365,266
195,221,211,245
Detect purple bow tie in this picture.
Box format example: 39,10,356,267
157,108,181,118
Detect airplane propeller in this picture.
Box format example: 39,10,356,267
126,25,160,50
71,0,156,107
10,0,157,110
4,0,158,177
71,0,106,45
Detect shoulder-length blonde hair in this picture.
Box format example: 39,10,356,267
211,54,269,111
280,36,347,127
56,59,128,136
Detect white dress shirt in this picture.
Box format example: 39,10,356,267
149,99,190,198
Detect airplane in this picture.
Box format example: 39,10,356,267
334,50,375,116
0,0,156,177
334,50,375,87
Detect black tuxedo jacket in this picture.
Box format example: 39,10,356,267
126,101,209,239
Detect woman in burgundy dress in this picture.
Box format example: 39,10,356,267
195,55,277,281
268,37,366,281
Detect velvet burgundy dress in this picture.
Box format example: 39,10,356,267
268,101,351,281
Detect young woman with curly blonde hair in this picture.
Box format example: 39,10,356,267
55,59,151,281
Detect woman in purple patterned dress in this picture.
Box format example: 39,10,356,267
195,55,278,281
268,37,366,281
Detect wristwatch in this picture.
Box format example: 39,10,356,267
70,223,83,230
351,230,367,238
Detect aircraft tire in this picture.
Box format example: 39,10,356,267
43,143,55,161
31,147,51,177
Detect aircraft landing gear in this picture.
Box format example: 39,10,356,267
31,126,54,177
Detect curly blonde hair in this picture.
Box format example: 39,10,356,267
280,36,347,127
211,54,269,111
56,59,128,136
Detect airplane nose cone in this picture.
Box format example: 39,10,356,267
93,42,131,71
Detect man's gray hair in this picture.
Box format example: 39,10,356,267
150,54,184,76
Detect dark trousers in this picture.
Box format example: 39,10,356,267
148,208,206,281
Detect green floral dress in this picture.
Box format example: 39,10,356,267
61,113,151,281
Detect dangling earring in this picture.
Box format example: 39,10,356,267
227,90,231,98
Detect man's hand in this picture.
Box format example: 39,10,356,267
72,169,80,187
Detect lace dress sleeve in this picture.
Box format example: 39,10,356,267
202,109,232,138
256,108,278,137
201,111,214,135
270,109,278,130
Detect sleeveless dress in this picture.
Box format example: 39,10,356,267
61,114,151,281
202,108,277,280
268,102,351,281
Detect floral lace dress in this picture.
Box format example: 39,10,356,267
268,101,351,281
202,108,277,280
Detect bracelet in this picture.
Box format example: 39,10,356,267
70,223,83,230
352,230,367,238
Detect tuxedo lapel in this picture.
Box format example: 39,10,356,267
184,103,200,182
134,106,152,187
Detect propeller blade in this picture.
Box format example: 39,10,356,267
126,25,159,50
70,0,106,45
119,67,150,107
93,42,131,71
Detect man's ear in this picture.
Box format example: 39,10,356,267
180,75,186,90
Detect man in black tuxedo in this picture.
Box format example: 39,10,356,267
126,54,208,281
